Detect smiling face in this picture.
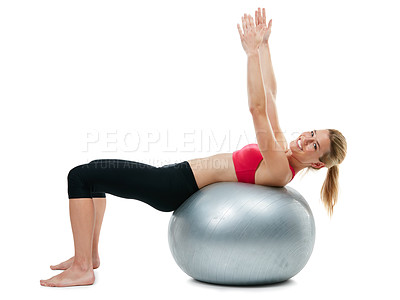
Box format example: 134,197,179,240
289,129,331,168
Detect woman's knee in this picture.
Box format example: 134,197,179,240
67,164,91,198
67,164,89,184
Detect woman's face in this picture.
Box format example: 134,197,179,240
289,129,331,168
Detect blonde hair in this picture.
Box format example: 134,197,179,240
301,129,347,218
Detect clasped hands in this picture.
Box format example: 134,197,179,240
237,7,272,56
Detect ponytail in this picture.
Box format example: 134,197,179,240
320,165,339,218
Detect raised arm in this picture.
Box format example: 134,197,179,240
237,13,267,111
259,42,287,148
259,43,277,96
256,8,287,150
259,24,276,97
246,51,266,111
237,12,288,185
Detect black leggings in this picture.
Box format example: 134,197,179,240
67,159,199,212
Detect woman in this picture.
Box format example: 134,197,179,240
40,8,347,287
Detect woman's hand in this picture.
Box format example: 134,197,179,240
237,12,267,56
255,7,272,44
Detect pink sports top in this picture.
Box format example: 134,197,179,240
232,143,296,184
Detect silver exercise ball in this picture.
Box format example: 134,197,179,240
168,182,315,286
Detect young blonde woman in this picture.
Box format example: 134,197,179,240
40,7,347,287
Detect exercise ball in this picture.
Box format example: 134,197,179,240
168,182,315,286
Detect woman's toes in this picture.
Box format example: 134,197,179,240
50,257,74,270
50,263,65,270
40,280,49,286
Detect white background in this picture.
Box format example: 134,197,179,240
1,0,399,299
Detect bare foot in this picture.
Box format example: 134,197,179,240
50,256,100,270
40,265,95,287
